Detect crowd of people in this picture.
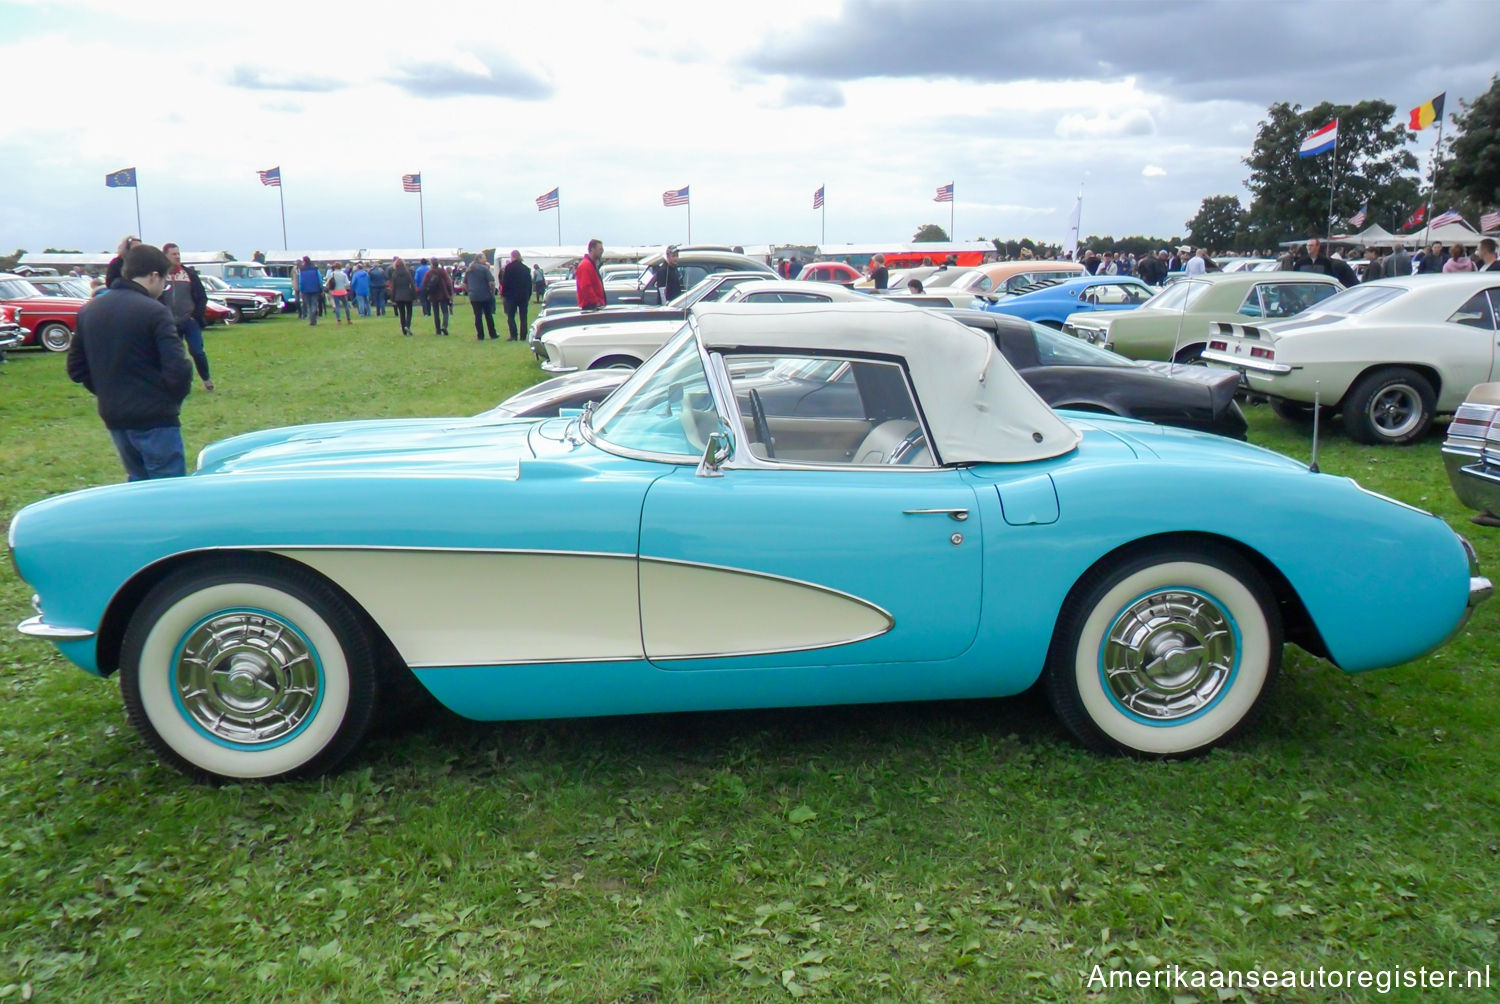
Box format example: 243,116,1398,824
291,253,547,339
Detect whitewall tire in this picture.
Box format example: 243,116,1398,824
1047,547,1281,757
120,560,377,781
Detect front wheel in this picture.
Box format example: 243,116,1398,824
1046,546,1281,757
1342,367,1434,445
120,559,378,781
38,322,73,352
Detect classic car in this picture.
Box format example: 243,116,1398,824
982,275,1154,328
1442,382,1500,525
25,275,95,299
541,249,775,311
515,309,1248,439
0,273,86,352
195,261,296,310
1202,274,1500,445
11,301,1488,781
536,279,868,373
528,271,772,347
796,261,862,285
1066,271,1344,363
0,304,24,355
200,275,279,321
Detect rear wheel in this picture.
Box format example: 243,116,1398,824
38,322,72,352
1342,367,1434,445
120,559,378,781
1046,545,1281,757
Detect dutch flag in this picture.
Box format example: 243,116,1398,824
1299,120,1338,158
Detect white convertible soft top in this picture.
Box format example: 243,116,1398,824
691,300,1081,463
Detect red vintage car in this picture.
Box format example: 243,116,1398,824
0,273,85,352
0,273,233,352
795,261,863,285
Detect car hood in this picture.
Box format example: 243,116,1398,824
195,416,540,476
9,296,85,308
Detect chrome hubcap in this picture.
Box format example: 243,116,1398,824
1370,385,1420,436
175,613,318,744
1103,590,1235,720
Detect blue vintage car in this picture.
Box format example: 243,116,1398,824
981,274,1154,327
9,302,1490,781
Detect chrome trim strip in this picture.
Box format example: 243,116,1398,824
1470,576,1492,609
17,615,96,641
1199,349,1293,374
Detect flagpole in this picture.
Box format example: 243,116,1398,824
556,197,561,246
1327,131,1337,242
1420,115,1445,247
821,191,826,246
418,179,426,248
278,180,287,250
949,182,955,240
134,180,142,242
687,199,692,245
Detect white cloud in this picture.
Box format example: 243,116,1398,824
1142,165,1167,177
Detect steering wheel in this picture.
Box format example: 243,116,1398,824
748,388,774,458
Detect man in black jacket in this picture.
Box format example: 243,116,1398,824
500,250,533,341
66,244,193,481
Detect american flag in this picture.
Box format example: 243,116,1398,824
1349,203,1367,228
535,187,559,211
257,167,281,187
402,173,422,193
813,185,824,210
1429,208,1464,229
1482,210,1500,233
934,182,954,203
663,185,689,207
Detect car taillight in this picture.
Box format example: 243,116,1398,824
1208,340,1227,351
1250,347,1274,360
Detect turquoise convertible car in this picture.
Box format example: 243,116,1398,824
10,301,1491,781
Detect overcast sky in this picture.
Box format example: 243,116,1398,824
1,0,1494,258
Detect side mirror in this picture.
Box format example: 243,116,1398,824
696,430,732,477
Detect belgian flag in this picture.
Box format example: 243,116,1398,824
1408,93,1445,131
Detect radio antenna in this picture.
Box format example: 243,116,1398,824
1309,381,1322,474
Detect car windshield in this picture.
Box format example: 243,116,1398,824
0,278,42,299
1030,322,1134,367
588,325,718,458
1302,284,1407,315
1142,280,1212,312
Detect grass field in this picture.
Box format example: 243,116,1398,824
1,306,1496,1003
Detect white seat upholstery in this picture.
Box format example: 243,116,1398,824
853,420,920,465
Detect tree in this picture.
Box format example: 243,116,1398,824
912,224,949,242
0,249,23,272
1437,75,1500,214
1185,196,1247,251
1243,100,1419,245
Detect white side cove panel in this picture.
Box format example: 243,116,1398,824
274,549,643,666
640,558,894,659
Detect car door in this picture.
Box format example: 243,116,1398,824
1448,287,1500,384
637,349,983,672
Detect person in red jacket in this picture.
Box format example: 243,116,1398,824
575,238,605,310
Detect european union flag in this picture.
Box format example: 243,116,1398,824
105,167,137,188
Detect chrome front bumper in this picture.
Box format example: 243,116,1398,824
540,361,579,374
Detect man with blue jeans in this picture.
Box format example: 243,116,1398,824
351,262,371,316
162,243,213,391
66,244,193,480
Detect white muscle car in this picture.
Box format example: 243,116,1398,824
1200,274,1500,444
536,280,869,373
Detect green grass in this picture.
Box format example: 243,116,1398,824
1,309,1497,1002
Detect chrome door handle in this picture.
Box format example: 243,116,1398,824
903,508,969,522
